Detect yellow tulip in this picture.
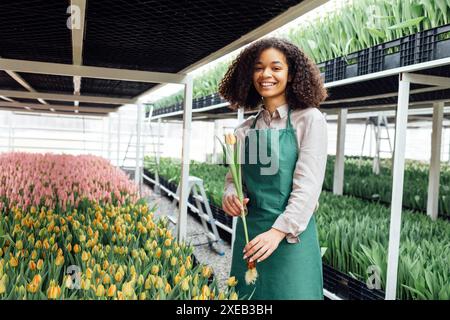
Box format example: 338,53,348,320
37,259,44,270
230,292,238,300
86,268,93,280
81,278,91,290
73,244,81,253
155,248,162,259
144,277,152,290
202,266,212,278
164,283,172,294
174,274,181,285
164,239,172,247
225,133,237,145
179,265,186,277
181,278,189,291
226,276,238,287
122,281,135,299
201,285,210,297
0,276,6,294
218,292,226,300
193,274,199,286
114,271,124,283
96,284,105,297
47,281,61,300
66,243,72,253
15,240,23,250
9,256,18,268
29,260,36,271
139,292,146,300
170,257,177,266
81,251,89,262
55,255,64,266
103,274,111,285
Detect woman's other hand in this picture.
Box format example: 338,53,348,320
222,194,249,217
243,228,286,263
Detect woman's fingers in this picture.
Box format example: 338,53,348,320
223,195,250,217
252,246,272,263
243,237,262,258
223,195,240,216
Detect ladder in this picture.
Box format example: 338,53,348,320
169,176,225,256
359,113,393,174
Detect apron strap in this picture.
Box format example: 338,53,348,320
250,106,292,129
250,110,261,129
286,108,293,129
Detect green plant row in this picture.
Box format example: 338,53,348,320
149,0,450,111
144,156,450,300
323,155,450,218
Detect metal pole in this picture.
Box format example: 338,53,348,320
177,75,194,242
8,111,12,151
385,73,410,300
117,112,121,167
135,103,143,195
333,108,347,195
107,114,112,162
213,120,220,164
427,102,444,221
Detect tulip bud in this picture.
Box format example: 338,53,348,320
181,278,189,291
107,284,116,297
9,255,18,268
29,260,36,271
0,275,6,294
226,276,238,287
96,284,105,297
37,259,44,270
55,255,64,266
15,240,23,250
47,280,61,300
225,133,237,145
230,292,238,300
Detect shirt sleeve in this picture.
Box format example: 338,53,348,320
272,111,328,243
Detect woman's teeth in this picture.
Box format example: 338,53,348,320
261,82,276,87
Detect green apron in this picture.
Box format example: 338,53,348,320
230,108,323,300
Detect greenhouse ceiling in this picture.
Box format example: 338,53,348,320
0,0,325,116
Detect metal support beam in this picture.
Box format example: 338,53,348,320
386,73,410,300
427,102,444,220
177,75,194,242
333,108,347,195
0,58,188,85
403,73,450,88
0,89,133,105
0,101,115,114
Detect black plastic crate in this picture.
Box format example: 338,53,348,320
322,264,385,300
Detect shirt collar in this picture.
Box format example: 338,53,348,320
260,103,289,120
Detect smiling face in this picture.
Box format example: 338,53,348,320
252,47,291,105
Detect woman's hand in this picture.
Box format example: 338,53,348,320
243,228,286,263
222,194,249,217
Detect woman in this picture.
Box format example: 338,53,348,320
219,37,328,300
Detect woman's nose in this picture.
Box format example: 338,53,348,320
262,68,272,78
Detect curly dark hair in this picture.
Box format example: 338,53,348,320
218,37,327,110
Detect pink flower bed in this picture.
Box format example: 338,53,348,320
0,152,138,212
